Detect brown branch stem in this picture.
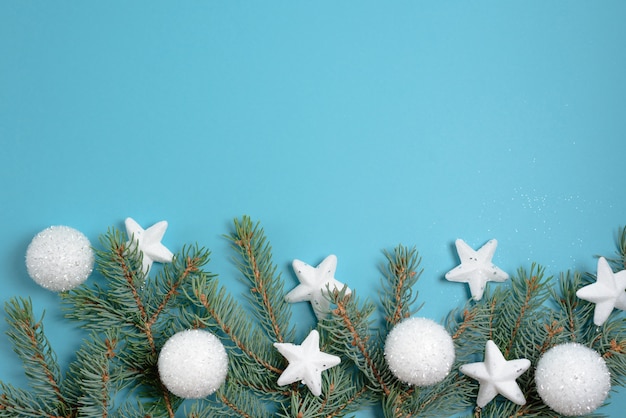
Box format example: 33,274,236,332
218,392,253,418
196,291,282,375
452,309,477,340
147,256,199,327
390,263,413,325
114,242,180,418
505,276,539,357
23,320,64,406
325,385,368,418
333,296,390,395
234,231,284,343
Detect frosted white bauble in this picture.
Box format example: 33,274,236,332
384,317,455,386
158,329,228,398
25,225,94,291
535,343,610,416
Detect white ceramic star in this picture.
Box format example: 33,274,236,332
274,329,341,396
445,239,509,301
286,255,351,320
576,257,626,326
460,340,530,408
125,217,174,274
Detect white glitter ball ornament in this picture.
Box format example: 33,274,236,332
158,329,228,399
535,343,610,416
25,225,94,291
384,317,455,386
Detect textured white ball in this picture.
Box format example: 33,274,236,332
535,343,610,416
25,225,94,291
384,317,455,386
158,329,228,398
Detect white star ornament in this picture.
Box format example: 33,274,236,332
286,255,351,320
576,256,626,326
460,340,530,408
274,329,341,396
125,217,174,274
445,239,509,301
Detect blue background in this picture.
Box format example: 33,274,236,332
1,1,625,416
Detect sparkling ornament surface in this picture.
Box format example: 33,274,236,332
535,342,610,416
384,317,455,386
158,329,228,399
25,225,94,291
445,239,509,301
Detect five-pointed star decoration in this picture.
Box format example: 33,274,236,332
274,329,341,396
125,217,174,274
285,254,351,320
460,340,530,408
445,239,509,301
576,256,626,326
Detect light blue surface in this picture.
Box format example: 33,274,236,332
1,2,625,416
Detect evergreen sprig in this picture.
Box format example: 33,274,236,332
227,216,295,344
0,218,625,417
63,329,128,417
1,297,68,417
379,245,424,331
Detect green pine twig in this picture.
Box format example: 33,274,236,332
324,289,393,397
3,297,68,416
380,245,423,331
228,216,295,345
63,329,126,418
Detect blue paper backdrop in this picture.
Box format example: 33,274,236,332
1,1,625,416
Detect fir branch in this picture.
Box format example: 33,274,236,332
490,264,551,360
554,270,626,388
379,245,423,331
63,330,123,418
203,382,272,418
3,220,626,418
3,297,67,414
107,399,150,418
110,234,154,351
186,276,283,376
62,282,138,333
228,216,294,344
450,267,558,417
504,267,545,356
324,384,369,418
63,228,151,342
411,373,474,418
0,385,67,418
447,304,493,363
551,270,595,343
144,246,206,331
325,289,392,396
591,316,626,387
216,393,255,418
454,299,495,346
312,358,372,417
278,369,370,418
536,319,565,355
63,229,211,418
381,390,410,418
